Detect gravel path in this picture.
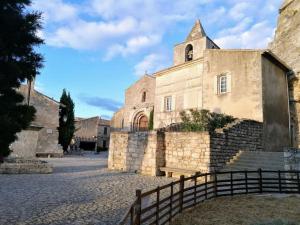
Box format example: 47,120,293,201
0,152,173,225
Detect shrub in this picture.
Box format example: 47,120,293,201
179,109,235,132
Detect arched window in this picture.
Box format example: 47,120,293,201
185,44,193,62
142,91,146,102
121,119,124,129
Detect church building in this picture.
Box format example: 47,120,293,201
112,19,293,152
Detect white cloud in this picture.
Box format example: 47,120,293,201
228,2,253,20
32,0,77,23
134,53,170,76
47,17,137,50
214,21,274,49
104,35,161,60
32,0,282,62
32,0,212,58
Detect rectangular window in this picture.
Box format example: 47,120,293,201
164,96,172,112
219,75,227,94
104,127,107,135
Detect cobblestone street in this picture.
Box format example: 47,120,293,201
0,152,172,225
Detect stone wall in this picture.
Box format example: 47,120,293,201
210,120,263,171
10,128,40,158
269,0,300,148
109,120,264,175
108,131,165,176
11,84,63,157
165,132,210,172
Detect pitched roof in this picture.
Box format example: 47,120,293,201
186,19,206,42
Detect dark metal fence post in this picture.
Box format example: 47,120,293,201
258,169,262,193
135,189,142,225
179,175,184,213
278,170,282,193
156,186,160,225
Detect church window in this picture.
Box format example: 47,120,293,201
164,96,172,111
185,44,193,62
219,75,227,94
142,91,146,102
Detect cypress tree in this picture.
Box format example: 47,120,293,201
0,0,43,162
58,89,75,152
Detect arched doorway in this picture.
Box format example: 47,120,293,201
138,115,148,131
133,113,149,131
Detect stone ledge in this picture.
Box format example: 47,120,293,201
0,158,53,174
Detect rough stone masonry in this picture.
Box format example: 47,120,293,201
108,119,263,175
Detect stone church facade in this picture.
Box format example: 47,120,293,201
112,18,293,152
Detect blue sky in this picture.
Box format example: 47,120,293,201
31,0,283,119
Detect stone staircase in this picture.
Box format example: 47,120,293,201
221,151,285,172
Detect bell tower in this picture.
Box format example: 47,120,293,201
173,19,219,66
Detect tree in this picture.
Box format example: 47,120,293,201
0,0,43,162
58,89,75,152
148,109,154,130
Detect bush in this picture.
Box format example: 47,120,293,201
179,109,235,132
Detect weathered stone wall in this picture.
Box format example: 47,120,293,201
261,56,290,151
75,116,99,138
109,120,264,175
108,131,165,176
269,0,300,148
10,85,63,157
164,132,210,172
10,128,40,158
210,120,263,171
202,50,264,122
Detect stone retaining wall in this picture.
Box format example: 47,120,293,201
108,120,264,175
108,131,165,176
210,119,263,171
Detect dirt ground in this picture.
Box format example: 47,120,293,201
171,195,300,225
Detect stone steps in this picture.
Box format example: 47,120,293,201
221,151,285,172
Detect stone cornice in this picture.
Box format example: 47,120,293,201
154,58,203,77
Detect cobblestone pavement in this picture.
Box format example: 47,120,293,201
0,152,173,225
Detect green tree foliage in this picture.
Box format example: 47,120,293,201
58,89,75,151
148,109,154,130
180,109,235,132
0,0,43,161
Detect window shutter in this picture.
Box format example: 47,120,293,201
227,74,232,93
214,76,218,95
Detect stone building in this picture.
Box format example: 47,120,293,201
112,19,292,152
75,116,110,150
111,74,155,131
269,0,300,148
10,81,63,158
